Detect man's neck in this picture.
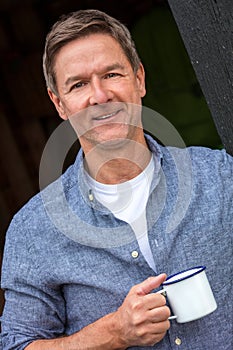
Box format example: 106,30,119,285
87,158,151,184
83,137,152,184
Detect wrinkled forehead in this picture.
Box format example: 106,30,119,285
53,34,132,81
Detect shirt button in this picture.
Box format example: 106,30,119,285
175,337,182,345
131,250,139,258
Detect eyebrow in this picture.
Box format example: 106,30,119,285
64,63,125,87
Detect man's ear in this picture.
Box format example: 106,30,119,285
136,63,146,98
47,88,68,120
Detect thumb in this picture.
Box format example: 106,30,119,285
135,274,167,296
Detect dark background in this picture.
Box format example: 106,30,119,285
0,0,222,312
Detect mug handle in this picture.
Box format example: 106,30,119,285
157,289,177,320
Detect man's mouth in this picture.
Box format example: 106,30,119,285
93,109,122,121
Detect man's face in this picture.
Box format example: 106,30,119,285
48,33,146,152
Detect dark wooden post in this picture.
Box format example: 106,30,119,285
167,0,233,155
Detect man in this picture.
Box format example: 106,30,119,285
1,9,232,350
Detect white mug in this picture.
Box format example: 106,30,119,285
158,266,217,323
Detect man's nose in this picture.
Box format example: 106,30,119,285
89,78,112,105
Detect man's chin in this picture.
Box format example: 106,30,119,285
82,125,133,148
97,136,131,150
82,132,130,151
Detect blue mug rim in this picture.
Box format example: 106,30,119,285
162,266,206,286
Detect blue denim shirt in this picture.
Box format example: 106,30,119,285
1,135,233,349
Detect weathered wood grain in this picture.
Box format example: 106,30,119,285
168,0,233,154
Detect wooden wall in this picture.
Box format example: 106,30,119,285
168,0,233,154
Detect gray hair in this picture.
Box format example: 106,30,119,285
43,9,141,95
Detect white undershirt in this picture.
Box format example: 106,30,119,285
85,156,156,271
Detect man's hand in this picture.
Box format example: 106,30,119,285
26,274,170,350
114,274,170,348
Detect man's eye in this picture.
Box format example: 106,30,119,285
106,73,119,79
72,82,86,90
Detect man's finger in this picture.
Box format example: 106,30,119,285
135,274,167,296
